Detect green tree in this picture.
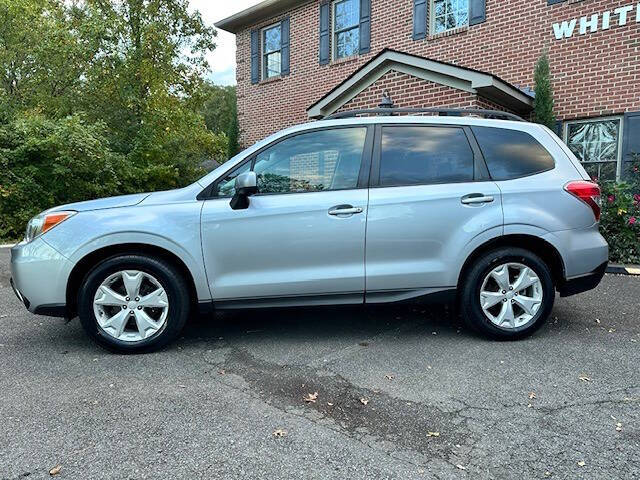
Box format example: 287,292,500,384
227,106,239,158
201,84,236,135
533,50,556,130
0,114,129,238
0,0,231,238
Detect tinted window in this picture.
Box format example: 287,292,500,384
253,127,367,194
472,126,555,180
379,126,474,186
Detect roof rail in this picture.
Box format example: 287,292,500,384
325,107,525,122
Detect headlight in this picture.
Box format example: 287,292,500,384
24,211,76,243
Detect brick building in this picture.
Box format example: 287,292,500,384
216,0,640,181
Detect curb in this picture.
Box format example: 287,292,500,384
606,264,640,275
0,244,14,249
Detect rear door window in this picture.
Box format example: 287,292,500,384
471,126,555,180
379,126,474,186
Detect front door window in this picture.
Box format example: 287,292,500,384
253,127,368,194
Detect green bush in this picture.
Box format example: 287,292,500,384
599,157,640,264
0,114,129,238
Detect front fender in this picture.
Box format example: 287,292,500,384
42,202,210,301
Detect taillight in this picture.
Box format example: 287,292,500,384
564,181,601,221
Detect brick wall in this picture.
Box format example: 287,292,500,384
235,0,640,147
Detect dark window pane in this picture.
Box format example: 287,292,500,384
379,126,474,186
253,128,367,194
472,126,555,180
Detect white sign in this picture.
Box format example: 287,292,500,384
553,3,640,40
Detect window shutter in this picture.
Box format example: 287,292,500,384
359,0,371,54
281,17,290,75
413,0,427,40
319,1,330,65
622,111,640,179
251,29,260,84
469,0,486,25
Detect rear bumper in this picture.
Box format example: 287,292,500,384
559,261,608,297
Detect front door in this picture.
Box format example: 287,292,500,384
365,124,504,296
201,126,373,304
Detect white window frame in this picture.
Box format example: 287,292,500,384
430,0,470,35
332,0,360,61
564,116,624,182
261,21,282,80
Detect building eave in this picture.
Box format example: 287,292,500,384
307,49,534,119
215,0,306,34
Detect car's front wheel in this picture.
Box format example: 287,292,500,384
77,254,190,353
460,248,555,340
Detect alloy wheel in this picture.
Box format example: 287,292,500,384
479,263,543,329
93,270,169,342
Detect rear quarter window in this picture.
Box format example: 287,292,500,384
471,126,555,180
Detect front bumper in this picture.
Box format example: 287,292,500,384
558,261,608,297
10,237,73,317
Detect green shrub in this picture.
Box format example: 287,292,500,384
0,114,129,238
599,157,640,264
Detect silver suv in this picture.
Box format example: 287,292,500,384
10,110,608,353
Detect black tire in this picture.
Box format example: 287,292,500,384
460,247,555,340
77,254,190,353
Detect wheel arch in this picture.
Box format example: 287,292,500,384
66,243,200,317
457,234,566,290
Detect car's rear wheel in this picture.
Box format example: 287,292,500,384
77,255,190,353
460,248,555,340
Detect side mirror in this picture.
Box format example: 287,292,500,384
230,171,258,210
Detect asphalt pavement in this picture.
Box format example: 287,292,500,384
1,247,639,479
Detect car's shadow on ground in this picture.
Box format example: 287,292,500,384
178,302,468,346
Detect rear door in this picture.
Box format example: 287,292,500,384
365,124,503,297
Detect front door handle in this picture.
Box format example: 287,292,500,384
461,193,495,205
328,205,363,216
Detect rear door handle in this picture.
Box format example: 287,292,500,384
461,193,495,205
328,205,363,216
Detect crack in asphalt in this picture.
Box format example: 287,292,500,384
202,346,475,474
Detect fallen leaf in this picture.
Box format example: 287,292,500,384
595,318,601,324
456,465,466,470
544,472,551,477
327,402,334,406
426,431,440,437
360,397,369,406
527,403,533,408
49,465,62,476
528,392,536,400
577,461,586,467
218,369,225,375
178,384,186,388
272,429,287,437
578,375,591,382
608,328,616,333
616,422,622,432
385,374,394,381
304,392,318,403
